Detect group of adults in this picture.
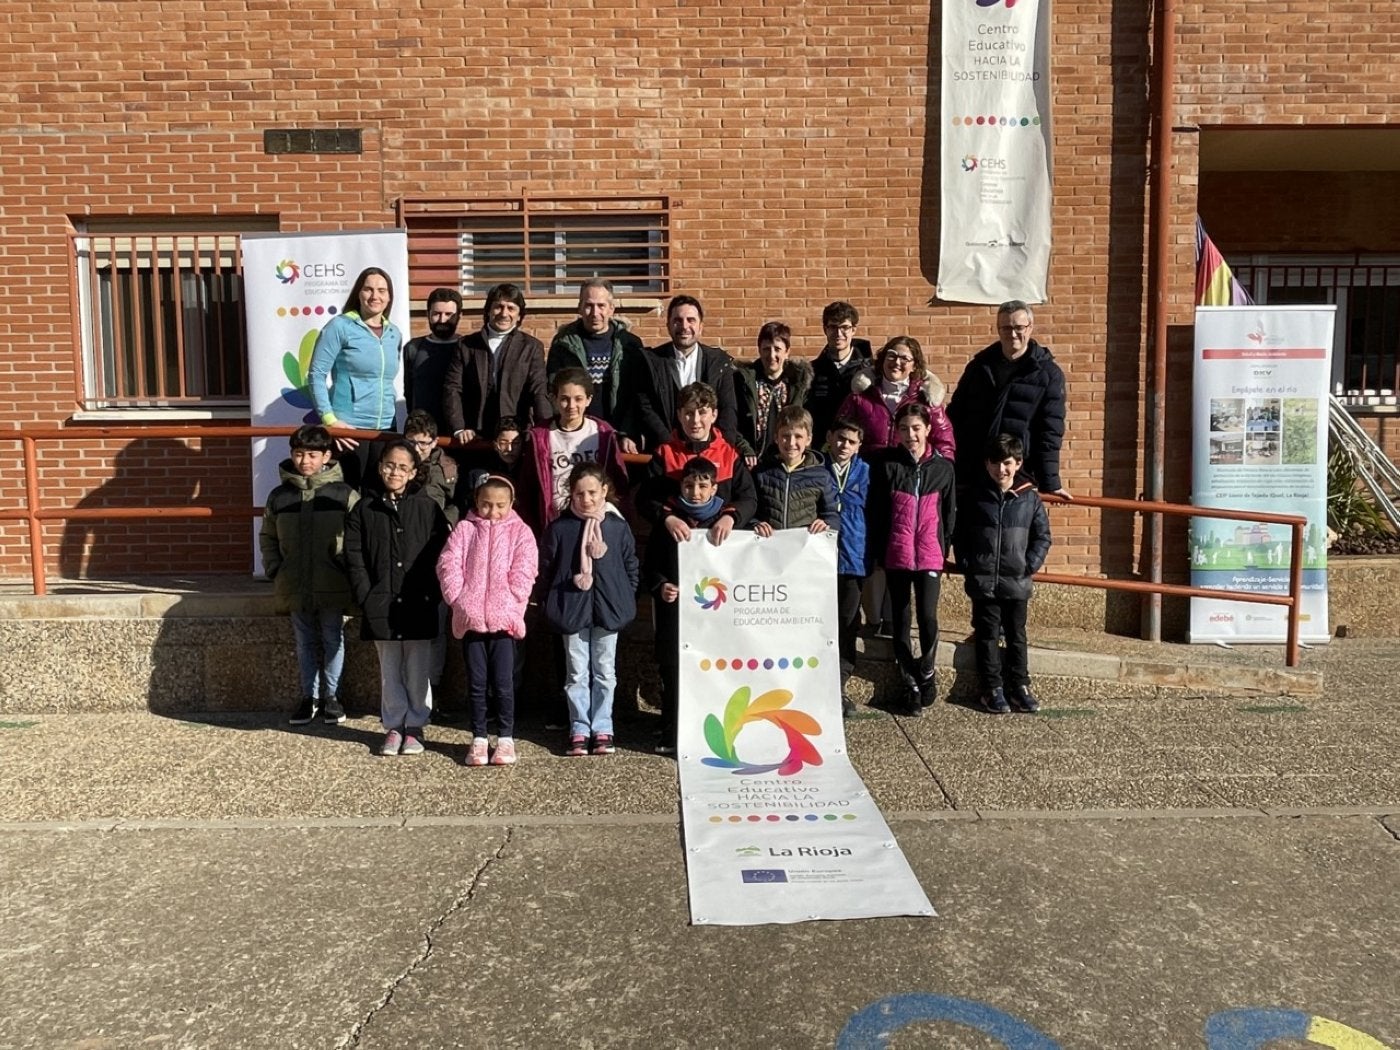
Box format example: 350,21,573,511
306,267,1068,499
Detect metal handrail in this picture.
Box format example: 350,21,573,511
0,425,1309,666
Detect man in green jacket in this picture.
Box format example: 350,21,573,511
546,278,643,455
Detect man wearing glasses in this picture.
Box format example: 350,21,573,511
947,300,1070,499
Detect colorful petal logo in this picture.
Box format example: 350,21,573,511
693,576,728,610
702,685,823,777
275,259,301,285
961,154,979,172
279,329,321,422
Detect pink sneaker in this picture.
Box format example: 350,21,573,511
490,738,518,766
466,738,489,767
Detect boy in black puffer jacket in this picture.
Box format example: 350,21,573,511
955,433,1052,715
751,406,839,538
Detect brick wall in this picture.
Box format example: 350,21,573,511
0,0,1395,596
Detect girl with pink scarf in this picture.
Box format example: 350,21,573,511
539,463,639,757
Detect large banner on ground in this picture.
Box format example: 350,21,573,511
242,229,410,573
677,530,934,926
1190,306,1334,644
937,0,1052,305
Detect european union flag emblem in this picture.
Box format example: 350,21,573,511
741,869,788,884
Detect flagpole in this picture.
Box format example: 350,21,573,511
1144,0,1179,645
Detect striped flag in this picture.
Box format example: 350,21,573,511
1195,217,1254,306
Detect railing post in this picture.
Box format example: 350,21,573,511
1286,520,1304,668
21,435,46,596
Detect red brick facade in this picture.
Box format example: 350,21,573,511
0,1,1396,585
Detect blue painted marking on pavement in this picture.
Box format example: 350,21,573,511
1204,1007,1312,1047
836,993,1061,1050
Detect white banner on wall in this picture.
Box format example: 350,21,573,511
1189,306,1334,644
937,0,1053,305
677,530,934,926
243,229,410,573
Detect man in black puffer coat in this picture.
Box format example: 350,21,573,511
947,300,1069,499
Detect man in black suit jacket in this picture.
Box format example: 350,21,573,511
634,295,739,450
443,283,553,446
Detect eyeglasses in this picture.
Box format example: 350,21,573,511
824,323,856,334
998,324,1030,335
407,439,435,449
380,462,416,475
885,354,915,364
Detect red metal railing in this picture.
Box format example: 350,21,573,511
0,426,1310,666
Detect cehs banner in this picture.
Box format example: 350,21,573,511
242,229,410,573
936,0,1053,305
677,529,934,926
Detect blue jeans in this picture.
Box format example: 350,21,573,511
290,610,345,700
563,628,618,738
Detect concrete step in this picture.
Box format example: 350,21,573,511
0,587,1320,715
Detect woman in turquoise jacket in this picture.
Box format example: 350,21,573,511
308,266,404,490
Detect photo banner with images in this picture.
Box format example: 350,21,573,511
1190,306,1334,644
243,229,410,574
677,529,935,926
936,0,1052,305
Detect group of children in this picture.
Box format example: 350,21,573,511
260,364,1053,763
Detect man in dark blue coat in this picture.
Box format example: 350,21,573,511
947,300,1070,499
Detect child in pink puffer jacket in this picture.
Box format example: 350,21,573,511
436,475,539,767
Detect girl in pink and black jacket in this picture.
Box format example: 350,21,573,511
436,475,539,767
867,401,957,717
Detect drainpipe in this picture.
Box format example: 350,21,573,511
1144,0,1178,643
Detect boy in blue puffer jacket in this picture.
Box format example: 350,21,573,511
955,433,1052,715
825,416,871,717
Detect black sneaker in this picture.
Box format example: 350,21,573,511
981,688,1012,715
288,697,319,725
842,698,857,719
897,677,922,717
322,697,347,725
1010,685,1041,714
917,673,938,708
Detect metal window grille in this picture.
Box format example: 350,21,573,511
71,233,248,406
1232,255,1400,396
398,195,670,304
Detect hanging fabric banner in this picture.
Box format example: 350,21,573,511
1189,306,1334,644
677,530,935,926
242,229,410,573
936,0,1053,305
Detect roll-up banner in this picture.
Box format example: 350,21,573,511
1190,306,1334,644
677,529,934,926
937,0,1052,305
242,229,410,573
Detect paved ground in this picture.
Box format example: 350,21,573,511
2,636,1398,1049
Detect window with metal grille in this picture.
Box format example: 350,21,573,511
70,222,269,408
1233,254,1400,398
398,195,670,306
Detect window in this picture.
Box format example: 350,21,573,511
1234,254,1400,398
71,219,273,408
399,195,670,305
